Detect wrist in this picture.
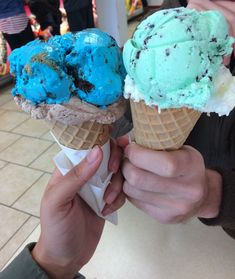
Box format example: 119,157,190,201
32,240,78,279
198,169,222,218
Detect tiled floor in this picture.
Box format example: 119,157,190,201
0,84,55,268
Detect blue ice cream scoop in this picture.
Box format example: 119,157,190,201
9,35,74,104
9,29,126,107
66,29,126,106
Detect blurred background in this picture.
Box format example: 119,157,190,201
0,0,163,88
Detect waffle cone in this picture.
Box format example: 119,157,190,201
47,120,110,150
130,100,201,150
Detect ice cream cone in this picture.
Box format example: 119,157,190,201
123,8,235,151
47,120,110,150
130,100,201,150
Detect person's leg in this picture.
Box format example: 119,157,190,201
18,20,35,46
3,21,34,50
51,10,62,35
66,4,94,32
141,0,148,7
86,4,95,28
51,24,61,35
2,32,22,50
47,0,62,35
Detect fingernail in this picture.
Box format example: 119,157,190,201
106,191,117,205
102,207,113,216
87,146,99,163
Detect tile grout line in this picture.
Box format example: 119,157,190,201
10,171,46,207
9,117,50,137
0,98,14,107
0,135,23,154
40,128,53,140
23,164,54,175
8,115,32,132
0,112,30,132
0,216,40,268
0,128,54,142
27,141,55,167
0,202,40,219
0,99,52,138
0,159,53,174
0,106,44,134
26,164,54,174
0,134,55,168
0,161,9,169
0,215,31,252
0,107,24,112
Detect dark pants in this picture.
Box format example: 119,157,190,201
66,4,94,32
2,21,35,50
28,0,61,35
141,0,148,7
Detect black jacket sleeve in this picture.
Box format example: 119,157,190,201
199,169,235,239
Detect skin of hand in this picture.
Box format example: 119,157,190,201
187,0,235,63
120,137,222,224
32,146,108,279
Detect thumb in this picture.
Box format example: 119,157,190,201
51,145,103,206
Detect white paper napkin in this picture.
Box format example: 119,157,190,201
52,135,118,225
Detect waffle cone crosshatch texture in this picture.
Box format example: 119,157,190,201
47,120,110,150
130,100,201,150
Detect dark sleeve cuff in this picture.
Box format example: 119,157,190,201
0,243,85,279
0,243,49,279
199,169,235,238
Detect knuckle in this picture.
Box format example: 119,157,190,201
72,166,88,185
123,161,140,186
176,202,191,216
190,187,204,203
164,157,178,176
127,170,140,186
124,182,141,200
155,213,175,224
126,144,138,163
187,146,204,165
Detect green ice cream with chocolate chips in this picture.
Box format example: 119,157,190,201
123,7,235,110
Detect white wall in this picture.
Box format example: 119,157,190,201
147,0,163,5
96,0,128,47
95,0,163,47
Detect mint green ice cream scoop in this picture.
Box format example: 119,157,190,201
123,7,234,110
